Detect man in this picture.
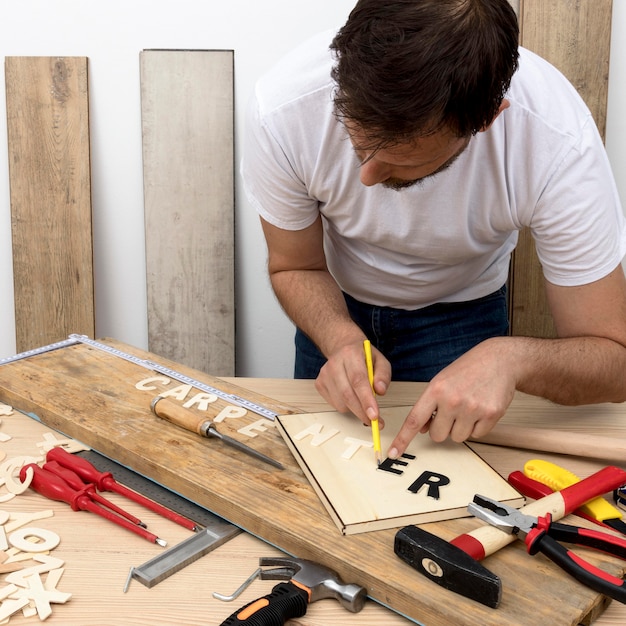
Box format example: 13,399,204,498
242,0,626,460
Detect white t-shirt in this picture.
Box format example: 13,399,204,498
242,30,626,310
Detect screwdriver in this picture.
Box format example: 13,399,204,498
46,447,200,532
43,460,147,528
20,464,167,546
150,396,284,470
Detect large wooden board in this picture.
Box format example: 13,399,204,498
277,408,523,534
509,0,613,338
5,57,95,352
0,340,622,625
140,50,235,375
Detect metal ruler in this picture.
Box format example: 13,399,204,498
0,334,278,421
0,336,79,365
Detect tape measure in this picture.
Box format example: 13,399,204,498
0,334,278,421
0,337,79,365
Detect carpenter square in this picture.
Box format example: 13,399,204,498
132,523,242,587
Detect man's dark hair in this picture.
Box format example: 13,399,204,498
330,0,519,146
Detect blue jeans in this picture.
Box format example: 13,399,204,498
294,286,509,382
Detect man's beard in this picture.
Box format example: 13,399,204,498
381,136,470,191
382,177,422,191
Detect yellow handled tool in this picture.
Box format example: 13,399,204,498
524,459,626,534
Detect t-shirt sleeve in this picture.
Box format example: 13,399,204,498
530,115,626,286
240,93,320,231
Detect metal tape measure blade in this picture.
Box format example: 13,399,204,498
70,335,277,420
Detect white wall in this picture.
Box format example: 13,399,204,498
0,1,625,379
0,0,355,374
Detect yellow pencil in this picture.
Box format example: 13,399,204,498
363,339,382,466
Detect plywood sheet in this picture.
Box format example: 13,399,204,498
5,57,94,352
0,340,621,625
141,50,235,375
277,408,523,534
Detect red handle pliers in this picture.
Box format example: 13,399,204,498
468,494,626,603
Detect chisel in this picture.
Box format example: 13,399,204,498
150,396,284,470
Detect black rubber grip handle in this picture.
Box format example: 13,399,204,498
531,534,626,604
219,581,309,625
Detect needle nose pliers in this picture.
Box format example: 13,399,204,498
468,494,626,604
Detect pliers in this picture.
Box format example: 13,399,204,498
468,494,626,603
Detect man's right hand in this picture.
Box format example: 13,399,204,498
314,340,391,428
260,216,392,427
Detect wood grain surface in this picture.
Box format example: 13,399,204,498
0,340,624,625
140,50,235,376
509,0,613,339
277,408,523,534
5,57,95,352
520,0,612,137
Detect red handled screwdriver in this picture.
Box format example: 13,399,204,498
43,460,147,528
46,447,200,532
21,464,167,546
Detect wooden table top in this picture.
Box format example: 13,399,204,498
1,347,626,624
222,377,626,626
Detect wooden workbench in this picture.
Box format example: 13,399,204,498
0,339,625,624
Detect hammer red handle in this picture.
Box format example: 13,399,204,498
507,470,614,531
219,581,309,626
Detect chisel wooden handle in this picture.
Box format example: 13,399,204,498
151,396,209,435
151,395,285,470
451,465,626,560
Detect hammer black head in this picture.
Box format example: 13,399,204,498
259,556,367,612
394,526,502,608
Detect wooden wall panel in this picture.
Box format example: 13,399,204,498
141,50,235,375
5,57,95,352
509,0,613,337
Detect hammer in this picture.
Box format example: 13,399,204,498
395,465,626,608
219,556,366,625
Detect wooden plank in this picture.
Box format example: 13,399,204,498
5,57,95,352
509,0,613,337
520,0,612,138
276,408,523,534
0,340,622,625
141,50,235,375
